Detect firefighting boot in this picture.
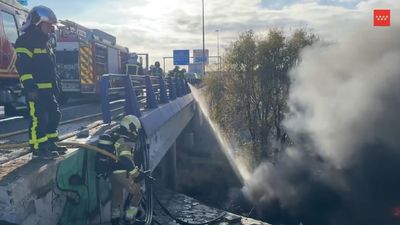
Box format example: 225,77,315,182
111,208,121,225
32,148,59,160
47,141,67,155
129,204,145,225
124,206,138,225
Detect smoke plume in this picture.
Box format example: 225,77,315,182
243,7,400,225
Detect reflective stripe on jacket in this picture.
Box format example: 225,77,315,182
15,27,58,95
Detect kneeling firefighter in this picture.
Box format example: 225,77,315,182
96,115,145,225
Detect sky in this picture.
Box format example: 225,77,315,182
26,0,398,70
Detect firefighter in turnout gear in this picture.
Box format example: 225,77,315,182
15,6,66,159
96,115,144,225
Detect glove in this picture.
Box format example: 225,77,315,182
129,166,140,178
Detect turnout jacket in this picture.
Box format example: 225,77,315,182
96,130,140,178
15,27,59,96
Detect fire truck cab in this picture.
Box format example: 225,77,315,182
0,0,28,116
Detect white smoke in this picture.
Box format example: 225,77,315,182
243,1,400,224
286,26,400,168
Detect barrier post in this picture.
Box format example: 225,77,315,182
145,75,158,109
168,77,176,100
159,76,168,104
184,78,191,94
175,77,182,97
125,75,141,117
100,75,111,123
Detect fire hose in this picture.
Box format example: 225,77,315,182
0,141,117,160
1,139,154,225
1,135,154,225
0,138,226,225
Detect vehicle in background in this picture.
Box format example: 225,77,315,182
0,7,149,115
55,20,133,103
0,0,28,116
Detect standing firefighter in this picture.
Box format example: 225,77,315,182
16,6,66,159
96,115,144,225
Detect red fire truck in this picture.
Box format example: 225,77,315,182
0,0,28,115
0,4,144,115
55,20,132,103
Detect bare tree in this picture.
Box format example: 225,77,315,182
205,29,317,164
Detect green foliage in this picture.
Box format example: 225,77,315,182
205,29,317,164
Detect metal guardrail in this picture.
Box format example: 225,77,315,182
100,74,193,123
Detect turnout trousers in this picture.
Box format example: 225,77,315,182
27,94,61,150
110,171,143,219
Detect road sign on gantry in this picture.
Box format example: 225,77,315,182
193,49,209,65
173,50,190,65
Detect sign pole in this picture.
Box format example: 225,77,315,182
216,29,220,76
202,0,205,77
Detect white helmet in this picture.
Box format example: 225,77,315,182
21,5,57,32
120,115,141,135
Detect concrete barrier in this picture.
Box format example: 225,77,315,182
0,155,66,225
0,95,196,224
0,122,113,225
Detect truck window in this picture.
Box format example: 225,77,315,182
1,11,19,44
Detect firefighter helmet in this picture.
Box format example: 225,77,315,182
21,5,57,32
120,115,141,135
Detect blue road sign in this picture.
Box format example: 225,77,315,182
193,49,209,65
173,50,190,65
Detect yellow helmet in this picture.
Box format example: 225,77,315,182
120,115,141,135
